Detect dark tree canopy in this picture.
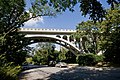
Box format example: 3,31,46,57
0,0,120,65
74,4,120,64
31,0,120,21
0,0,31,64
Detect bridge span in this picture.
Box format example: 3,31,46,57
19,28,81,55
19,28,76,34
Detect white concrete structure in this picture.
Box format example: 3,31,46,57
19,28,81,55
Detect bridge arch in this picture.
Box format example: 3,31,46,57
56,35,61,38
25,35,81,55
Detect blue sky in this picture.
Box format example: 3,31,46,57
25,0,110,50
24,0,110,30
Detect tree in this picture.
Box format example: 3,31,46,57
0,0,119,65
1,0,119,79
59,47,68,61
0,0,30,65
73,21,101,54
74,4,120,64
32,42,58,65
100,4,120,64
0,0,57,64
65,50,77,63
32,0,120,21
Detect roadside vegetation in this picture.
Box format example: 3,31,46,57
0,0,120,79
77,54,104,66
0,54,21,80
25,42,77,66
28,4,120,67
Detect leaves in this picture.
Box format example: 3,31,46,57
75,4,120,64
31,0,120,21
0,0,31,65
80,0,106,21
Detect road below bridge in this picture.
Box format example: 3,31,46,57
19,66,120,80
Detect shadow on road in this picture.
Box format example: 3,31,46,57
19,65,48,80
48,67,120,80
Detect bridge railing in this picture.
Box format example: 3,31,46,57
20,28,76,32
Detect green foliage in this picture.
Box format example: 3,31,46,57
0,0,119,66
95,55,105,63
26,57,34,64
80,0,105,21
100,4,120,64
104,29,120,64
65,51,77,63
58,47,68,61
31,42,59,65
33,49,48,65
74,4,120,65
74,20,101,54
32,0,120,21
0,63,21,80
0,54,21,80
77,53,104,66
0,0,31,65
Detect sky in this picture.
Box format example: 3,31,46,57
25,0,110,50
24,0,110,30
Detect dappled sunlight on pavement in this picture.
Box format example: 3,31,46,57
19,66,120,80
19,67,68,80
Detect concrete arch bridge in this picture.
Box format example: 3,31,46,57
19,28,82,55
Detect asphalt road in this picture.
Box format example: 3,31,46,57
19,66,120,80
19,66,68,80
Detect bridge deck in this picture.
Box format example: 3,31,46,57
19,28,76,35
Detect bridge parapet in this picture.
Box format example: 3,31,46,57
20,28,76,32
19,28,76,35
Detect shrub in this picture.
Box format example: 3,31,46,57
0,63,21,80
0,54,21,80
95,54,104,63
77,53,104,66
